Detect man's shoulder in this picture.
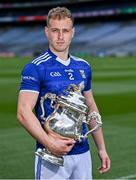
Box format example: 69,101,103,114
22,51,51,74
31,51,52,66
22,51,54,73
70,55,90,67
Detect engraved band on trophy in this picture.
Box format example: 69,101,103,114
35,83,102,166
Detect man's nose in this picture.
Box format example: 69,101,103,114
58,31,63,39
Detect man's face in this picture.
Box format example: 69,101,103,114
45,18,74,53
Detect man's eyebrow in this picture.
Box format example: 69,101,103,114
50,27,72,30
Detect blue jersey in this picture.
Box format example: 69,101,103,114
20,48,92,155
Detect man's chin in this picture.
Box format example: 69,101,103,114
54,47,67,52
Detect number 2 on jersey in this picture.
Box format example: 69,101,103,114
68,72,74,80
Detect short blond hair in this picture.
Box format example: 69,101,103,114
46,7,74,27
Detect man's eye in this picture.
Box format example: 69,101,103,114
52,29,58,32
63,29,70,33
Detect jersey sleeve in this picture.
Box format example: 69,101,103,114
83,64,92,92
20,63,40,93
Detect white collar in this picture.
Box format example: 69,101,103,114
56,56,70,66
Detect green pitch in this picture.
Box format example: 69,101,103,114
0,56,136,179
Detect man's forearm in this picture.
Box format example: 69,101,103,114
91,127,106,151
17,107,50,148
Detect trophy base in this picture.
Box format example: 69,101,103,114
35,148,64,166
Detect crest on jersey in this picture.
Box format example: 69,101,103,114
78,81,85,91
79,70,86,79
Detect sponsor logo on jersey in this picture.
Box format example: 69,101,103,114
21,76,37,81
79,70,86,79
50,72,62,77
64,69,74,73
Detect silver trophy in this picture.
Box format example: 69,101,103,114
35,83,102,166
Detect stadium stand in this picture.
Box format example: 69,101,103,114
0,21,136,57
0,0,136,57
73,21,136,56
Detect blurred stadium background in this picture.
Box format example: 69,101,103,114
0,0,136,179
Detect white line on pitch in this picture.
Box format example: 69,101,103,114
116,174,136,179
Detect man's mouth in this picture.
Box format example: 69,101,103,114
57,42,64,44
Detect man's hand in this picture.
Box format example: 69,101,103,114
46,132,76,156
98,150,111,174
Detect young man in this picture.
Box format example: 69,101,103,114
17,7,110,179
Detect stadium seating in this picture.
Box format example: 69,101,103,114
0,21,136,56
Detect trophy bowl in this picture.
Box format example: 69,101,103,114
35,84,102,166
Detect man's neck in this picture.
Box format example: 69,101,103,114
49,47,69,61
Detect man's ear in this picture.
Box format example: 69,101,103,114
45,26,48,37
72,27,75,38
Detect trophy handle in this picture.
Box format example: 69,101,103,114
40,93,57,120
84,111,103,138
